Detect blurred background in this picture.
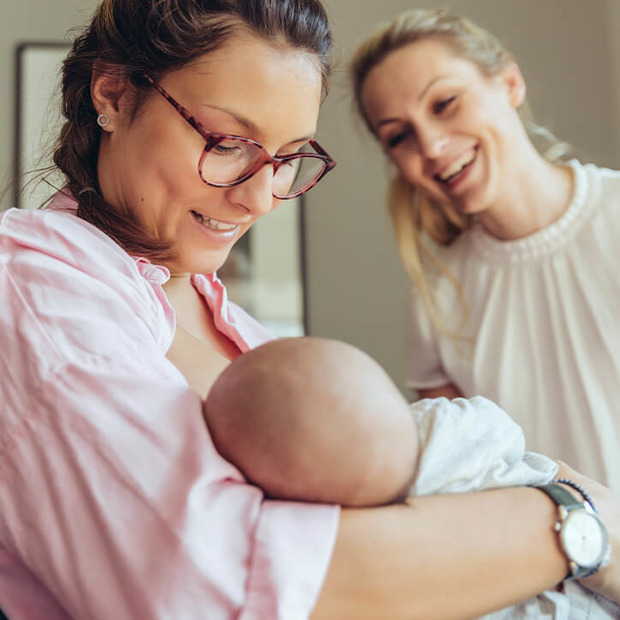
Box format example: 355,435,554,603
2,0,619,392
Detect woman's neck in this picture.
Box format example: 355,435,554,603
162,271,193,293
478,148,574,241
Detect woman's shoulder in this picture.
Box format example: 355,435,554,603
0,202,175,376
3,197,118,251
582,160,620,179
1,197,141,280
0,199,169,337
582,161,620,199
571,161,620,231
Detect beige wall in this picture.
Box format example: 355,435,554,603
2,0,619,391
0,1,98,207
304,0,620,391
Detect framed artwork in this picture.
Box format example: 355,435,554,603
14,42,70,209
13,41,307,336
218,199,308,337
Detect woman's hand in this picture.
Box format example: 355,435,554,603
555,461,620,603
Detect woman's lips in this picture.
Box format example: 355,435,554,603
435,148,477,185
191,210,238,232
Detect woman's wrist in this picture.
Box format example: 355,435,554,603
551,462,620,603
531,480,610,582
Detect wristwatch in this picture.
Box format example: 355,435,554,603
535,483,610,580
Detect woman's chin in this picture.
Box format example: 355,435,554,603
166,249,232,277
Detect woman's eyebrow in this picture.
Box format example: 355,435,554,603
200,103,315,144
417,75,449,101
375,75,451,130
376,117,401,130
201,103,259,132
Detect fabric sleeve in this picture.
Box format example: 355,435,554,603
0,234,338,619
404,286,451,390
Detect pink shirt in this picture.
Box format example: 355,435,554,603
0,192,339,619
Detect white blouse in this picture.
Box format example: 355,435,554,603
407,160,620,491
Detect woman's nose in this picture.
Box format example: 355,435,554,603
227,165,277,217
417,125,449,159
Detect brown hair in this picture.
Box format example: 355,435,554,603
350,9,570,336
53,0,332,260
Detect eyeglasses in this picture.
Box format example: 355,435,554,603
143,75,336,199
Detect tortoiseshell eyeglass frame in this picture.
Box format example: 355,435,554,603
142,75,336,199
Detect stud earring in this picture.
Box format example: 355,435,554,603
97,113,110,128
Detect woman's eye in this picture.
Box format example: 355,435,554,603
433,96,456,114
387,129,412,149
213,143,242,156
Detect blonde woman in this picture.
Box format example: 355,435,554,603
351,8,620,493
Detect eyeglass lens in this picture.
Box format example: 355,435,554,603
200,138,327,197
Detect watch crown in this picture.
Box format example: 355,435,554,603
569,561,578,577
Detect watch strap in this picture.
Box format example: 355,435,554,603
536,483,584,512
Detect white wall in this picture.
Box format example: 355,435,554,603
304,0,620,391
2,0,619,392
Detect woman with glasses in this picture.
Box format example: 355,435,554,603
0,1,618,619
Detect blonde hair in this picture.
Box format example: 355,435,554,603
350,9,570,336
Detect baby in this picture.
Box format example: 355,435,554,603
203,337,619,619
205,336,419,507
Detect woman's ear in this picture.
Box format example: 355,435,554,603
500,61,526,109
90,65,129,132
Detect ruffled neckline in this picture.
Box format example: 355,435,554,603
468,160,591,262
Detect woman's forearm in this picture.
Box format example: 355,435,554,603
313,487,566,620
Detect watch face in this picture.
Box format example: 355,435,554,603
561,510,608,567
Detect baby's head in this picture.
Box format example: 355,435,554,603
204,337,418,507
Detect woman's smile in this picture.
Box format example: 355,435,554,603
435,147,477,185
191,210,240,232
189,208,242,244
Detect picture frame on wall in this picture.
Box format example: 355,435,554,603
13,41,308,336
217,198,308,337
14,41,70,210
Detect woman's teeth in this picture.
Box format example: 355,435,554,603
192,211,237,231
438,150,476,183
